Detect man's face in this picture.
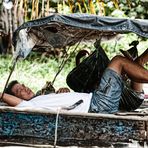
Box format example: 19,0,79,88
11,83,35,100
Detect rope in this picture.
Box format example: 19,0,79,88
53,108,61,148
51,31,93,85
51,46,71,85
51,40,81,85
53,100,83,147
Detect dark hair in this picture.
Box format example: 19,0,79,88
5,80,19,95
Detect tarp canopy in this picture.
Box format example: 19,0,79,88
12,13,148,59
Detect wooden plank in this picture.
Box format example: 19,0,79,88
0,107,147,146
146,121,148,141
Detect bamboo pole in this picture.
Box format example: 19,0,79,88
24,0,28,21
46,0,50,16
4,8,9,33
35,0,39,19
31,0,35,20
13,0,18,30
42,0,45,17
0,5,6,33
18,0,24,25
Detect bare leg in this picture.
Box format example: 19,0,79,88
131,49,148,91
135,48,148,66
108,55,148,85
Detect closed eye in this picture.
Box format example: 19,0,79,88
16,89,21,96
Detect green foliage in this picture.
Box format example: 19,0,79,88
1,0,147,90
0,0,147,94
101,33,148,59
0,54,75,93
119,0,148,19
57,0,148,19
0,34,147,93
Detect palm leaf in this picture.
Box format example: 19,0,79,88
112,0,119,9
76,2,83,13
42,0,45,17
96,0,105,16
88,0,96,14
68,0,74,13
82,0,88,13
126,0,131,8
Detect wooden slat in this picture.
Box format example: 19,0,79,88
0,107,147,146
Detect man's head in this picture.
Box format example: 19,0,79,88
5,80,35,100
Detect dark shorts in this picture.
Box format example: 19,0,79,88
119,85,144,111
89,68,124,114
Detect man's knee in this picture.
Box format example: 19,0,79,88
110,55,125,65
107,55,125,74
112,55,125,61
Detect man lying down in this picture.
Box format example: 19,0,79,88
0,51,148,114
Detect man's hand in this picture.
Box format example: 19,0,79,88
56,87,70,93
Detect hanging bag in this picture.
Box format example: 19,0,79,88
66,41,110,93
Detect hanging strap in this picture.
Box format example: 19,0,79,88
51,31,93,85
82,39,101,91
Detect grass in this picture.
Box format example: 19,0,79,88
0,41,95,93
0,35,147,93
0,53,75,93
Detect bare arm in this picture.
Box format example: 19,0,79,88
56,87,70,93
0,93,22,106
